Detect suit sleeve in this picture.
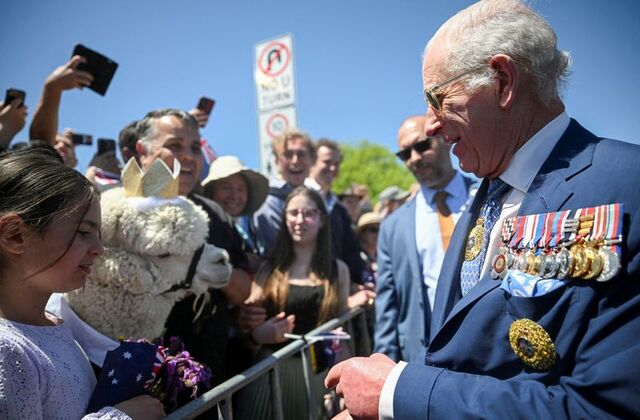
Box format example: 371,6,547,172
393,245,640,419
373,218,401,362
253,194,283,253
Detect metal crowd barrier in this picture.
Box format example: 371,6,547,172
165,306,371,420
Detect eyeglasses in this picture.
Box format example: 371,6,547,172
395,137,436,162
423,66,485,116
282,149,309,160
286,207,321,220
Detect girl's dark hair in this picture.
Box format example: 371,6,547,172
0,149,98,272
261,186,338,324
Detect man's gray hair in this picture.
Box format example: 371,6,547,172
427,0,571,105
136,108,199,151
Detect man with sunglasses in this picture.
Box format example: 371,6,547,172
374,115,475,364
326,0,640,418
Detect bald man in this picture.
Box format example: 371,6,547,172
374,115,475,363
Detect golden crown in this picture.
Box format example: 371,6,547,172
121,158,180,198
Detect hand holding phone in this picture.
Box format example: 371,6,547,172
3,89,26,108
71,44,118,95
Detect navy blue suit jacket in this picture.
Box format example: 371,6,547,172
374,176,474,363
393,120,640,418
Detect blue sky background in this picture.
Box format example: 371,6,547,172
2,0,639,175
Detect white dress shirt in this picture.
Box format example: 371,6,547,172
415,171,470,310
379,111,570,419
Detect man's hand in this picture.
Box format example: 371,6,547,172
188,108,209,128
0,98,28,146
325,353,396,420
45,55,93,92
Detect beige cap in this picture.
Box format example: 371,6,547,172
357,212,383,234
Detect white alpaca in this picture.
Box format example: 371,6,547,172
65,160,232,340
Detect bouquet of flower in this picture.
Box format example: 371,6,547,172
146,337,212,412
87,337,212,414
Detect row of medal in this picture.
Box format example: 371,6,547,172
490,203,623,282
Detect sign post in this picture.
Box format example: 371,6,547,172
254,34,297,178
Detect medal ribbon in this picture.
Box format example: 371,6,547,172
560,208,580,245
522,214,539,250
549,210,568,248
510,215,526,249
577,206,595,241
501,217,517,245
537,211,554,249
608,203,623,254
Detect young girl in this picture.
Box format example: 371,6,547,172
0,150,164,419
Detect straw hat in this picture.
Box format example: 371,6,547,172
201,156,269,215
357,212,383,234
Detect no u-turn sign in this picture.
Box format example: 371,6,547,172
254,34,296,112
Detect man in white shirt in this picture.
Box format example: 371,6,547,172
374,115,474,363
325,1,640,418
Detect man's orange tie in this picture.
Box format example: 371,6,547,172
434,191,454,251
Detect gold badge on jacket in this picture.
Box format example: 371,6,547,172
509,319,556,371
465,218,485,261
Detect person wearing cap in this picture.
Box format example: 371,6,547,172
375,186,411,218
357,212,383,279
373,115,475,365
202,155,269,257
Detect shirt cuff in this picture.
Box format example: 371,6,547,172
379,361,407,420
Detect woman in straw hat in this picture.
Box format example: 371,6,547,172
202,155,269,257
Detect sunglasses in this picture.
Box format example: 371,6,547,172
395,137,435,162
423,65,485,116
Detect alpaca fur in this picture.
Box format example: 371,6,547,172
66,187,231,339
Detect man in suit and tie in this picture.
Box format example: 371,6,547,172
374,115,474,363
326,0,640,418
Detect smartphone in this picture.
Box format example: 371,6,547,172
3,88,26,107
72,44,118,96
197,96,216,116
97,138,116,155
71,133,93,146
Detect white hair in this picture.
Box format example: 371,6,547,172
426,0,571,105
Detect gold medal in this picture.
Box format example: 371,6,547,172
582,246,603,279
570,244,590,278
465,218,485,261
509,319,556,371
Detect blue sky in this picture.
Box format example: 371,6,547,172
2,0,639,175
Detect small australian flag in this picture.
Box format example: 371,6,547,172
86,340,159,413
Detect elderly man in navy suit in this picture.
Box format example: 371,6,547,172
326,0,640,418
374,115,474,363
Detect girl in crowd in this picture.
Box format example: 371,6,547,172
0,150,163,419
236,186,374,419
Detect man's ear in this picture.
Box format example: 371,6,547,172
489,54,518,110
0,214,29,256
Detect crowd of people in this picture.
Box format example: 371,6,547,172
2,0,640,419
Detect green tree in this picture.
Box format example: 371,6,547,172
334,140,415,202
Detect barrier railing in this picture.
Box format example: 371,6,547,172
165,306,370,420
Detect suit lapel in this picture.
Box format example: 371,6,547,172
431,179,489,335
405,199,422,281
